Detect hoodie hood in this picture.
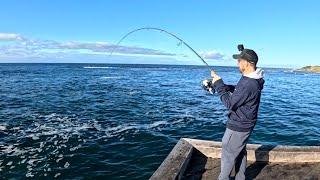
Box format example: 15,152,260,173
244,68,265,90
244,68,264,79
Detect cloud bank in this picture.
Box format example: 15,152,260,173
0,33,175,59
0,33,227,63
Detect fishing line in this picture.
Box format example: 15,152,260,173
110,27,213,71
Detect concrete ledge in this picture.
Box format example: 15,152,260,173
151,138,320,179
184,138,320,163
150,138,193,180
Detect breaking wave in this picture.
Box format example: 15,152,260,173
83,66,116,69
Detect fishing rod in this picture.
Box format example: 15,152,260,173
110,27,213,72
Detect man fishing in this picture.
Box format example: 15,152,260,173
210,45,264,180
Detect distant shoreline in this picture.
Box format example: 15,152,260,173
296,65,320,73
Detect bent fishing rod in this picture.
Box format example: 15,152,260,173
110,27,213,72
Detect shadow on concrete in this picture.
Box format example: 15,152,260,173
181,145,277,180
245,145,276,180
181,149,207,180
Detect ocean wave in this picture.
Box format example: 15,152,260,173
104,118,193,138
100,76,121,79
105,121,168,138
0,125,7,131
83,66,116,69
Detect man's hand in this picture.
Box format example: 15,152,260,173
211,70,221,83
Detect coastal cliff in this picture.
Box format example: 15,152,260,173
297,66,320,73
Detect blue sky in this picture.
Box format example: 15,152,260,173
0,0,319,67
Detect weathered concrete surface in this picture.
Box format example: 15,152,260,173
182,149,320,180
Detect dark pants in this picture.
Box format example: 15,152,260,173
218,128,251,180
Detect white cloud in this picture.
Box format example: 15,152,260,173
0,33,25,41
54,41,175,56
200,50,225,60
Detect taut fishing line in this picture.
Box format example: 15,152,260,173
110,27,213,72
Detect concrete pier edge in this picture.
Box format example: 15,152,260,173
150,138,320,179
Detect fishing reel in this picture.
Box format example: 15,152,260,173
201,78,215,94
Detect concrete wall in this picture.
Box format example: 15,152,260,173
184,138,320,163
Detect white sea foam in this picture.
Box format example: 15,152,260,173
105,120,171,138
64,162,70,168
101,76,121,79
0,113,98,176
21,159,27,164
12,127,20,130
54,173,61,178
1,112,175,177
32,136,40,140
83,66,115,69
69,145,81,152
56,158,63,163
148,121,168,128
26,172,34,177
128,90,140,95
27,159,36,166
0,125,7,131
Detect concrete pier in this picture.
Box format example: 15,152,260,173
150,138,320,180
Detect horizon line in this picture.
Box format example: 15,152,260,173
0,62,300,69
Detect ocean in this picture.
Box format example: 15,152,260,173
0,63,319,179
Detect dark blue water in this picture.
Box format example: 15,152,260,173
0,63,319,179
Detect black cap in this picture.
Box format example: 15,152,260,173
232,45,258,63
